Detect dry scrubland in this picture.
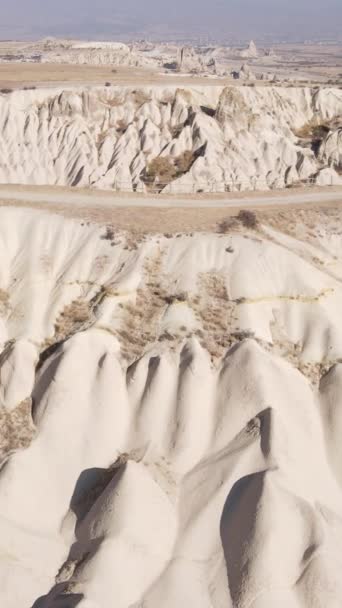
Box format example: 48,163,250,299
0,63,166,88
1,202,342,606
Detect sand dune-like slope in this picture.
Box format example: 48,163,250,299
0,85,341,193
1,205,342,606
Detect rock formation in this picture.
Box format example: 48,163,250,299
177,46,204,73
0,85,341,193
240,39,259,59
1,206,342,606
231,63,256,80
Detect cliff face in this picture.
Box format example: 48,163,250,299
1,206,342,607
0,85,341,193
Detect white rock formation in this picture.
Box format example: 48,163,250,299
1,206,342,606
315,166,342,185
231,63,256,80
319,126,342,170
240,40,259,59
42,47,142,67
0,85,341,192
177,46,205,73
71,41,130,52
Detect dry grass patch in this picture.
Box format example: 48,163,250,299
174,150,195,174
294,119,331,140
116,262,256,364
217,210,259,233
142,150,196,191
142,156,176,190
217,217,240,233
0,289,10,316
189,272,238,361
54,299,92,343
0,398,35,463
117,252,170,363
237,209,259,229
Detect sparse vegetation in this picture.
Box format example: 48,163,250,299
231,330,255,340
53,299,92,342
0,398,35,462
174,150,195,174
117,253,168,363
237,209,259,229
142,150,196,191
100,226,115,241
216,211,258,233
113,254,243,364
142,156,176,190
0,289,10,316
294,118,331,141
217,217,239,233
189,272,237,360
164,292,187,305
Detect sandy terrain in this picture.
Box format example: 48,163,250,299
0,62,205,89
0,60,341,90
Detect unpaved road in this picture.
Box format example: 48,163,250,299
0,184,341,209
1,184,342,233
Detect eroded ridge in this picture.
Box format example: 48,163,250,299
0,206,342,607
0,85,341,193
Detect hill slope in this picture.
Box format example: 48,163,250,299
0,206,342,606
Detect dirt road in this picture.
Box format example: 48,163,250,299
0,184,341,210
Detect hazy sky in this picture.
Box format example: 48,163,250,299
1,0,342,41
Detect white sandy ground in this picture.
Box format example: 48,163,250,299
1,205,342,606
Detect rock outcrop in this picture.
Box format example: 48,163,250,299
0,85,341,192
240,40,259,59
231,63,256,80
1,207,342,607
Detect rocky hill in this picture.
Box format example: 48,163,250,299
0,85,341,193
1,205,342,606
